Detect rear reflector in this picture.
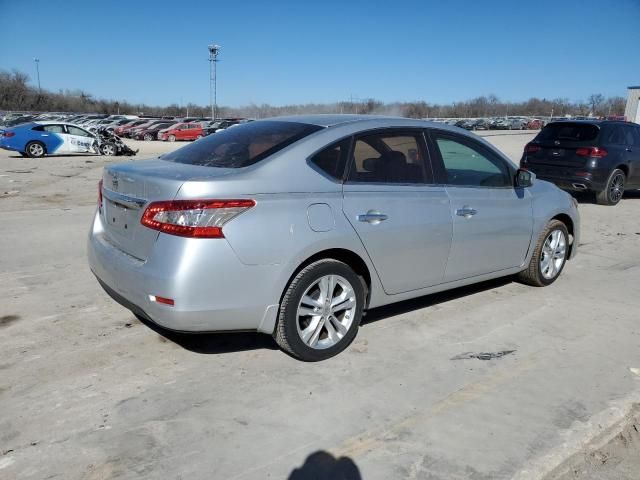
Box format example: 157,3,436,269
576,146,608,158
98,179,103,209
141,199,255,238
149,295,174,306
524,143,541,154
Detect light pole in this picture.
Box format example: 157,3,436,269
33,57,41,92
208,44,221,120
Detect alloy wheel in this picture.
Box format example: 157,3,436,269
540,230,567,280
102,144,116,156
29,143,44,156
609,173,625,203
296,274,357,349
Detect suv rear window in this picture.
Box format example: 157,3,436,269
537,122,599,142
162,121,322,168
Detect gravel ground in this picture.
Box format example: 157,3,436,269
1,130,639,479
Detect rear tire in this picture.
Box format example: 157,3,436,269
168,134,176,142
595,169,625,206
25,141,45,158
143,133,153,141
517,220,569,287
274,259,365,361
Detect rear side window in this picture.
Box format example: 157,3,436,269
537,122,599,142
309,138,350,180
347,132,429,184
162,121,322,168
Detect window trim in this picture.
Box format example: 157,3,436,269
426,129,516,189
344,128,435,186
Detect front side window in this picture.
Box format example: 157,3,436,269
67,126,92,137
162,120,322,168
433,134,511,187
347,132,428,184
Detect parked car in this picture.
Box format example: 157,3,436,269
160,122,203,141
509,118,528,130
0,121,135,157
89,115,580,361
126,120,168,138
114,119,151,137
527,119,544,130
520,120,640,205
203,119,245,136
133,122,177,141
0,122,97,156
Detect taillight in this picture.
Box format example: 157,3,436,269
140,199,255,238
576,146,608,158
3,131,15,138
524,143,541,154
98,179,103,210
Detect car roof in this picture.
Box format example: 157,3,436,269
548,119,635,126
266,113,463,130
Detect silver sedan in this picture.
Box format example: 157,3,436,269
88,115,579,361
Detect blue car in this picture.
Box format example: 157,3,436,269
0,122,99,157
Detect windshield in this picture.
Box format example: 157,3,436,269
162,120,322,168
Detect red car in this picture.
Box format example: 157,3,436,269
526,119,544,130
160,123,204,142
114,119,151,136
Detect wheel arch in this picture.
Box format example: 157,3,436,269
281,248,373,309
551,213,574,258
615,164,629,177
25,139,47,155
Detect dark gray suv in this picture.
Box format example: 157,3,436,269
520,120,640,205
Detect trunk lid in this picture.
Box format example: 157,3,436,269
525,122,601,168
100,159,236,260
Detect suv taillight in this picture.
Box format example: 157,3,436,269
524,143,541,154
3,131,15,137
140,199,255,238
576,146,608,158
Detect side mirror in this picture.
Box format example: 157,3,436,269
515,168,535,188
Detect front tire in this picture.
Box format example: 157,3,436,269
25,141,45,158
596,169,625,206
274,259,365,361
168,134,176,142
143,133,153,141
517,220,569,287
99,143,117,156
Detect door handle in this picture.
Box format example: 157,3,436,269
625,147,632,152
357,210,388,224
456,207,478,218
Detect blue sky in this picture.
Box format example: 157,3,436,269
1,0,639,107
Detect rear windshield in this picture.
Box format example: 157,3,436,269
162,120,322,168
537,122,599,142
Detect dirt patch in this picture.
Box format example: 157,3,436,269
545,404,640,480
0,315,20,327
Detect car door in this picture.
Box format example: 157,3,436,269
65,125,96,153
38,124,68,153
621,125,640,187
428,130,533,282
342,129,452,295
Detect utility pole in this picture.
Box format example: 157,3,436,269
34,58,41,92
208,44,221,120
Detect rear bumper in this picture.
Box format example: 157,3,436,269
528,166,609,192
87,210,280,333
